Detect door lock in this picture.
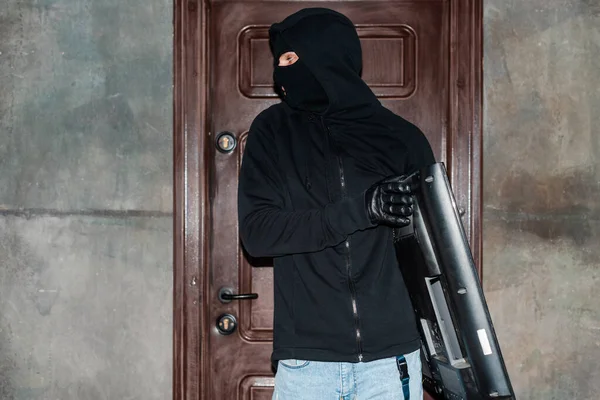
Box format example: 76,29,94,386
216,314,237,335
216,131,237,153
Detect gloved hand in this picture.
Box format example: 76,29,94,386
365,176,414,227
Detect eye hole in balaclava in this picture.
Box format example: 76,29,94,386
271,35,329,113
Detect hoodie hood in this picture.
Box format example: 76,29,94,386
269,8,380,119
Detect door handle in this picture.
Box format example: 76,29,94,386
218,287,258,303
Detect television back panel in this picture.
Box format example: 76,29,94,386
394,163,515,400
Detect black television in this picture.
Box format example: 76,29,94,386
394,163,515,400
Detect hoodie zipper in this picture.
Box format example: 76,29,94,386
322,117,364,362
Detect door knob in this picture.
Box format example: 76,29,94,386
218,287,258,303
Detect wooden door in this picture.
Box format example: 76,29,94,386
174,1,482,399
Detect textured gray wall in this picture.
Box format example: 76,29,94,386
483,1,600,399
0,0,173,398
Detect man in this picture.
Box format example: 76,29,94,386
238,8,435,400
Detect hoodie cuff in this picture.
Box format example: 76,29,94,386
325,192,376,236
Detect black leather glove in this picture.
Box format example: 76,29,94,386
365,176,414,227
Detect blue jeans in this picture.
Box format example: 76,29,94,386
273,348,423,400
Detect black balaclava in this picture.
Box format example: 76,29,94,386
269,9,416,194
271,31,329,112
274,60,329,113
269,9,379,120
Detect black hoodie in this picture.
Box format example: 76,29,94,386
238,8,435,364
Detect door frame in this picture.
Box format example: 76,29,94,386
173,1,483,398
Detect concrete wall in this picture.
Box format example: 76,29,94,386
483,1,600,399
0,0,173,398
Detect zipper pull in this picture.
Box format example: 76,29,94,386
304,176,312,190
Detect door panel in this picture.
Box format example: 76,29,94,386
240,376,276,400
212,2,448,161
211,3,447,398
174,0,483,399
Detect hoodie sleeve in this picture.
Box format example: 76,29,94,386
405,126,436,173
238,116,374,258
